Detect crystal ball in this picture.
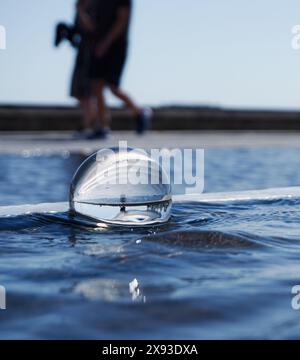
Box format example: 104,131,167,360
69,147,172,226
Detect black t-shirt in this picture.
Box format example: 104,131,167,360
92,0,132,44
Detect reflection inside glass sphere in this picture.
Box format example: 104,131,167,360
69,147,172,226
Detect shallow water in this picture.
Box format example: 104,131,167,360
1,149,300,339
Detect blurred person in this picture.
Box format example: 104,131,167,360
70,0,96,137
76,0,152,139
55,0,97,137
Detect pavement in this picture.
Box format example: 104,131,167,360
1,131,300,155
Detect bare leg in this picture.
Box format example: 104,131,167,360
94,80,111,129
109,84,152,135
109,85,141,115
78,97,94,129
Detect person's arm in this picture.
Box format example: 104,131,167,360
95,6,130,57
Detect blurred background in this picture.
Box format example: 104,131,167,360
1,0,300,110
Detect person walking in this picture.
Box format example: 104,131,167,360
76,0,152,139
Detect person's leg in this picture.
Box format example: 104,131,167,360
94,80,111,129
78,97,94,129
109,85,141,115
109,84,152,135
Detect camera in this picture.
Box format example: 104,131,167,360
54,22,80,48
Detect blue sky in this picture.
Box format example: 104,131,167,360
0,0,300,109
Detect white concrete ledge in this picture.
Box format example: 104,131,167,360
1,187,300,216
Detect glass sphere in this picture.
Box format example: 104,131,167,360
69,147,172,226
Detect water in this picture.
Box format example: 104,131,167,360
1,149,300,339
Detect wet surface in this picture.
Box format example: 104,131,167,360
1,149,300,339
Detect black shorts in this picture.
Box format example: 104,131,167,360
70,40,93,99
89,43,128,87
